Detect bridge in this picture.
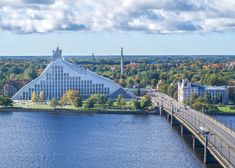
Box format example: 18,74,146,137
152,91,235,168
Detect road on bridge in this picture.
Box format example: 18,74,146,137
152,92,235,168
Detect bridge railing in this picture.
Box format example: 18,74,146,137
155,91,235,136
176,107,235,167
158,96,235,167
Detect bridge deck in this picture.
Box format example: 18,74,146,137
152,92,235,168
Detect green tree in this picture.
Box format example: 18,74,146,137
140,94,152,109
49,98,59,109
89,94,107,105
204,91,211,104
192,98,206,111
107,99,114,107
116,94,126,106
131,100,141,110
127,77,135,87
24,67,37,80
84,98,95,108
0,95,13,107
167,85,176,97
190,93,198,104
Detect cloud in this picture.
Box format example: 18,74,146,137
0,0,235,34
24,0,55,4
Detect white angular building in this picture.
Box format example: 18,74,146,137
12,47,136,100
178,79,228,104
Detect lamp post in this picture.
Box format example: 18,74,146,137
200,127,210,163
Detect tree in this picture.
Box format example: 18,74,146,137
190,93,198,104
0,95,13,107
39,91,45,102
49,98,59,109
116,94,126,106
131,100,141,110
167,85,176,97
73,96,83,107
204,91,211,104
127,77,135,87
140,94,152,109
65,90,82,107
31,92,37,103
107,99,114,107
24,67,37,80
60,94,68,107
98,95,108,105
192,97,206,111
89,94,107,105
84,98,95,108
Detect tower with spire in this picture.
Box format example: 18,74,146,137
52,47,63,61
120,47,124,74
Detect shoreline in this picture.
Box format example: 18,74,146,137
1,107,235,116
0,107,159,115
207,111,235,116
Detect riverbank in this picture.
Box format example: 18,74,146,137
207,111,235,116
0,107,158,115
217,105,235,113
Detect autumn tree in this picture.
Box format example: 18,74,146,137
39,91,45,102
31,92,37,103
65,90,82,107
60,94,68,107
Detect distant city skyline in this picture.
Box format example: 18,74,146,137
0,0,235,56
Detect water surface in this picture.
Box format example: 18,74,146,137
0,112,215,168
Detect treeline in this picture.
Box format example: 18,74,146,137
30,90,152,111
0,95,13,107
1,57,235,100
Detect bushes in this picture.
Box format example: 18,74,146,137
0,95,13,107
131,94,152,110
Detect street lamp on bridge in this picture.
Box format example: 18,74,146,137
199,127,210,164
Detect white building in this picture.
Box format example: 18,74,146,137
178,80,228,104
12,47,136,100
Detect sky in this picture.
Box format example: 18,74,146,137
0,0,235,56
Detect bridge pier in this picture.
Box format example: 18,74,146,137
159,106,164,115
153,93,234,168
170,115,180,126
167,114,170,120
202,135,218,164
192,136,203,148
180,125,192,136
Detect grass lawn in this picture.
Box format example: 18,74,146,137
12,102,135,112
13,102,77,110
217,105,235,113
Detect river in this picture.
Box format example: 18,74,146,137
0,112,229,168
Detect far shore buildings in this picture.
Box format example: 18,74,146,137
12,47,135,101
178,80,228,104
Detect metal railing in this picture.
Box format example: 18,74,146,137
153,92,235,167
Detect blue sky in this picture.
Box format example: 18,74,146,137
0,0,235,56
